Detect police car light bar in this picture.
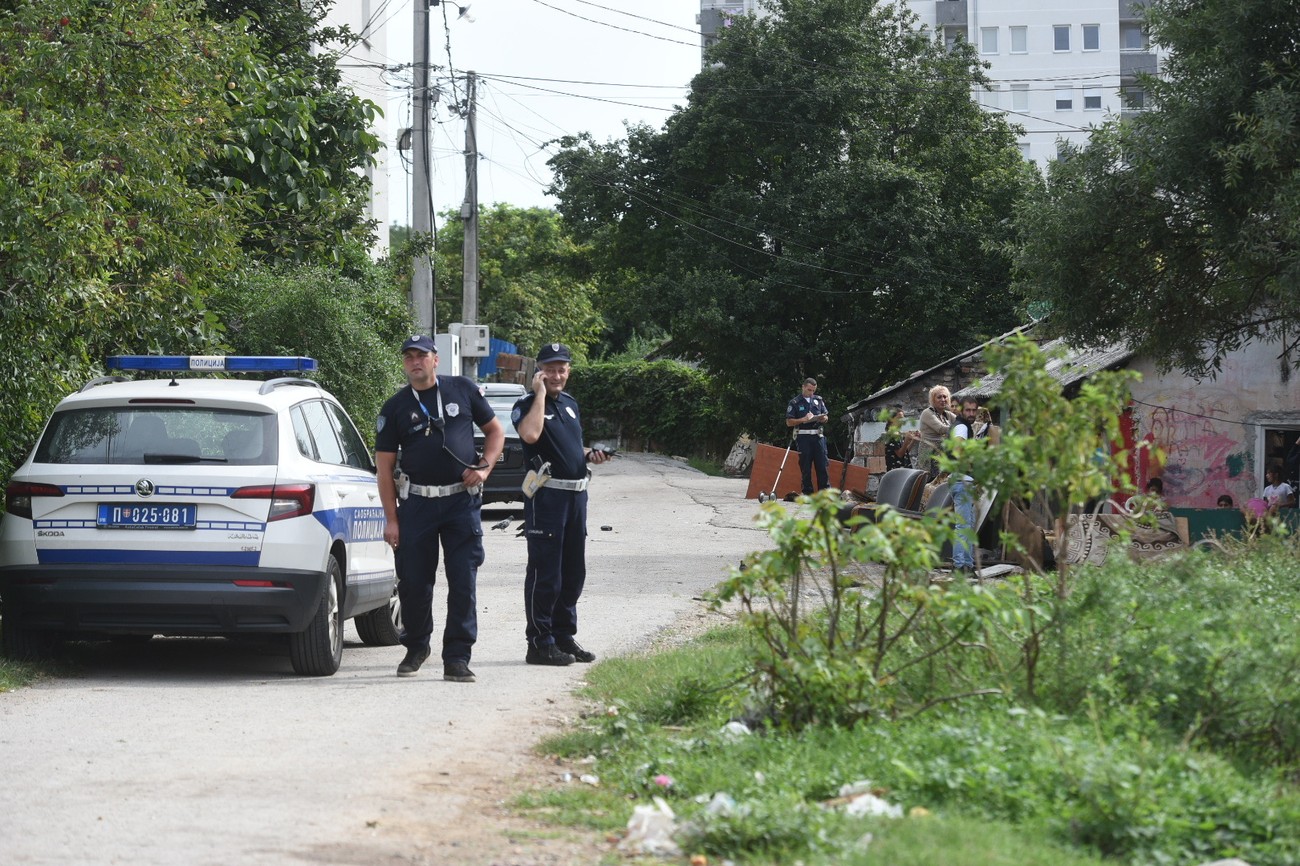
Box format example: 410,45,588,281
106,355,319,373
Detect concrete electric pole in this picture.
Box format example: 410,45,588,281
410,0,435,334
460,70,480,379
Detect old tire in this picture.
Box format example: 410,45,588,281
289,555,343,676
354,584,402,646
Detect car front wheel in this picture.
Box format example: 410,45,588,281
289,555,343,676
354,584,402,646
1,607,55,662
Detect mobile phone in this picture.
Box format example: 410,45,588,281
587,444,617,461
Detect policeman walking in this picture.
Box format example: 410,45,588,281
513,343,612,667
786,377,830,495
376,335,504,682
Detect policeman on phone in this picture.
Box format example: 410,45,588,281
513,342,612,667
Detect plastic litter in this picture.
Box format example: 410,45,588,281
719,720,751,740
618,796,681,856
579,774,600,787
601,525,613,531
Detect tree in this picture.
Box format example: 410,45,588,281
549,0,1031,437
1013,0,1300,376
434,204,604,359
0,0,258,478
201,0,383,263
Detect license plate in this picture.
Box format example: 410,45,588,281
97,503,197,529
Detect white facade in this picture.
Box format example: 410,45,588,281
699,0,1165,169
905,0,1163,167
323,0,393,258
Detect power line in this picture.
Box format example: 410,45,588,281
527,0,701,49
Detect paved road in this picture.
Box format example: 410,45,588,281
0,454,769,865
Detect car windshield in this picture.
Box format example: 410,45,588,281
476,396,521,438
34,406,278,465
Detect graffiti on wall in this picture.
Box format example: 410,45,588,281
1136,387,1254,508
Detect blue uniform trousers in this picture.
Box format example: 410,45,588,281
796,433,829,493
952,480,976,570
523,486,587,649
395,491,484,663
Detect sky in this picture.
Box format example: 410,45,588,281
375,0,705,226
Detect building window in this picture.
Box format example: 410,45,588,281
1084,87,1102,110
1054,25,1070,52
981,27,998,54
1083,23,1099,51
1122,85,1146,110
1011,84,1029,111
1018,142,1032,160
983,85,1001,108
1120,22,1148,51
944,26,964,51
1056,86,1074,111
1010,26,1027,54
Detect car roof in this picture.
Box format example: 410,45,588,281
480,382,526,397
55,377,335,413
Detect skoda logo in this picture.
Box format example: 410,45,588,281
135,479,155,498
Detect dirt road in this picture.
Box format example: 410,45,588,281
0,454,769,865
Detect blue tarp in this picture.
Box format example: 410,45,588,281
475,336,517,377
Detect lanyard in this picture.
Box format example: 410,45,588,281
411,383,444,435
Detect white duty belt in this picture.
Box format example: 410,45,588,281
796,429,823,436
401,479,483,499
545,476,590,492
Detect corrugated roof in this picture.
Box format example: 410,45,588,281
844,323,1036,416
954,338,1134,399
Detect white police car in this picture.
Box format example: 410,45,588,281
0,356,400,676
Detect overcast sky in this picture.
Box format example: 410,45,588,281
376,0,704,225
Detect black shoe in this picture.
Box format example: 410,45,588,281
396,646,431,677
443,661,476,683
556,639,596,663
526,644,575,666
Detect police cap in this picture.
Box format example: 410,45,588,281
401,334,437,354
536,343,572,364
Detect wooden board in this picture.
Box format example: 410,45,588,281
745,442,871,500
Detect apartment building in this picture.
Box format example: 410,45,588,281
698,0,1163,168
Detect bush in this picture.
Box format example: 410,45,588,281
565,357,736,458
207,259,414,443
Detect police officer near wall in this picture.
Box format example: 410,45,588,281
513,342,612,667
376,335,504,682
786,377,830,495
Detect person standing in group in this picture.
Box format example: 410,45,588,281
915,386,955,480
514,343,613,667
786,377,830,495
949,396,985,576
376,335,504,682
884,407,918,471
1262,466,1296,514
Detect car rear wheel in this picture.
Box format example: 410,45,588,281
354,584,402,646
1,608,55,662
289,555,343,676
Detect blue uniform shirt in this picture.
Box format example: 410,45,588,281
513,391,587,480
375,375,495,485
786,393,828,431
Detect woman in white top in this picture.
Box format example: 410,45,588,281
915,386,955,480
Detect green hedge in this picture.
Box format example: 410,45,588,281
565,358,735,458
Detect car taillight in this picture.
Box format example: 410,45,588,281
232,483,315,521
5,481,64,519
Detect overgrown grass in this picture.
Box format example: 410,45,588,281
527,540,1300,865
686,456,727,477
0,656,41,692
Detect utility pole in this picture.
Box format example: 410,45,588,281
460,70,480,379
410,0,435,334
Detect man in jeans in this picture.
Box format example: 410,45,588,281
949,397,985,576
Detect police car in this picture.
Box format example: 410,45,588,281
0,356,400,676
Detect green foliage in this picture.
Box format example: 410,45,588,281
433,205,603,357
549,0,1032,437
565,357,736,458
0,0,258,480
533,620,1300,866
1013,0,1300,376
713,491,1025,728
1041,538,1300,773
206,256,414,441
214,60,382,263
